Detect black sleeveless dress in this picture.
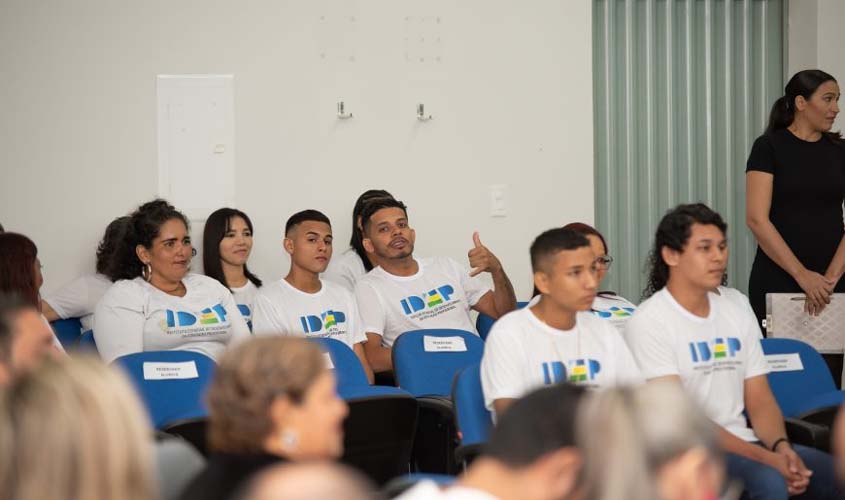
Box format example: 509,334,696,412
746,128,845,330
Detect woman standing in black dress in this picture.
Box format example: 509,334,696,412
746,69,845,329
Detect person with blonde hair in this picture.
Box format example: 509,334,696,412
0,356,156,500
577,382,724,500
180,337,348,500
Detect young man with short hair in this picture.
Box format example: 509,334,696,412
252,210,373,383
481,228,642,416
627,203,842,500
399,383,585,500
354,198,517,374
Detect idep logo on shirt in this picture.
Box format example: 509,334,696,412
400,285,455,315
592,306,635,319
689,337,741,363
300,310,347,333
541,359,602,384
166,304,228,328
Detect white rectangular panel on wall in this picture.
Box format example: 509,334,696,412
157,74,235,221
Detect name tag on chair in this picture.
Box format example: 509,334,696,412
424,336,467,352
765,354,804,372
143,361,199,380
323,353,335,369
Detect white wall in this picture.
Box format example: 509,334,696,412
0,0,594,299
788,0,845,132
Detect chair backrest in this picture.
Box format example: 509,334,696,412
113,351,216,428
392,329,484,397
451,363,492,446
475,301,528,341
50,318,82,349
310,337,370,399
760,338,838,417
77,329,97,351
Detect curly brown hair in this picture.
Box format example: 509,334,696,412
207,337,326,454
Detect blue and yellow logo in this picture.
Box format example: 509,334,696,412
541,359,602,384
689,337,741,363
400,285,455,315
299,310,347,334
166,304,228,328
592,306,635,319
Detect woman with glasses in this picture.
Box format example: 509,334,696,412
94,199,250,363
531,223,636,333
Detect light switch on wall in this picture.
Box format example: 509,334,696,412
490,184,507,217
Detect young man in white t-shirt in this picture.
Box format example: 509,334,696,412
398,383,584,500
482,228,642,416
626,203,841,500
252,210,373,383
353,198,517,374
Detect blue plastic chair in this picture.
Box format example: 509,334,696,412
50,318,83,349
309,337,419,484
451,363,492,463
77,330,97,352
761,338,845,421
392,329,485,397
113,350,216,429
475,301,528,341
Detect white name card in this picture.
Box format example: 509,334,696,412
324,353,335,369
423,336,467,352
765,353,804,373
143,361,199,380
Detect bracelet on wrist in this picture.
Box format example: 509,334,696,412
770,437,790,452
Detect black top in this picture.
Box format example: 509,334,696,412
179,451,285,500
746,128,845,321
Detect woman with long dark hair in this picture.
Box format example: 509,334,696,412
203,208,262,329
94,199,250,363
322,189,394,291
0,232,66,353
41,216,130,332
746,69,845,326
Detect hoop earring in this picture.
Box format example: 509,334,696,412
141,263,152,282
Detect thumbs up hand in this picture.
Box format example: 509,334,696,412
468,231,502,277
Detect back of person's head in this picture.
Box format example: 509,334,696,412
486,383,585,466
642,203,727,299
0,356,155,500
767,69,841,139
96,216,131,277
106,199,190,281
576,382,721,500
350,190,394,270
239,462,378,500
202,207,262,289
285,209,331,236
359,198,408,235
529,228,591,275
207,337,328,454
0,233,41,308
0,222,4,233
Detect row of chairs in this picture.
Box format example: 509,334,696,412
50,317,844,478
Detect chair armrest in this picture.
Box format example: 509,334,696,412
784,418,830,452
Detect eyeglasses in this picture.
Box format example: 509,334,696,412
596,255,614,270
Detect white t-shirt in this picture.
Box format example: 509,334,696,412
252,278,366,348
43,273,113,332
397,481,496,500
528,292,638,334
93,274,251,363
322,248,368,292
717,286,762,338
355,257,491,347
230,280,259,331
624,288,770,442
481,307,643,412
